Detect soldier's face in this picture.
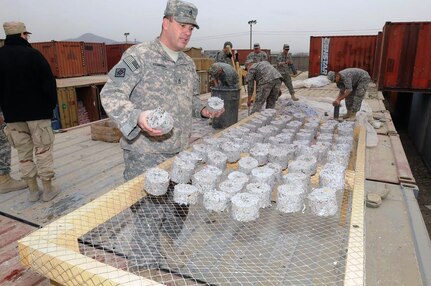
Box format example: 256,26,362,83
162,17,194,51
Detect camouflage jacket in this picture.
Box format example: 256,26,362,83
100,38,204,155
208,62,239,89
215,50,232,65
337,68,371,91
276,52,296,75
246,51,268,63
246,61,282,96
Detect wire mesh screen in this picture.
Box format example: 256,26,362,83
19,106,364,286
80,173,354,286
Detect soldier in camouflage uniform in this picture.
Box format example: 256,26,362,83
276,44,298,101
208,62,239,89
0,109,27,194
245,60,282,114
215,41,234,65
100,0,223,270
246,43,268,63
328,68,371,120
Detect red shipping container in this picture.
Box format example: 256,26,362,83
32,41,85,78
106,44,134,71
372,32,384,82
235,49,271,65
377,21,431,92
308,35,377,78
82,42,108,75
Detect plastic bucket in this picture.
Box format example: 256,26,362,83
210,87,240,129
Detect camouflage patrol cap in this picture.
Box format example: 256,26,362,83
164,0,199,29
208,64,221,79
253,43,260,48
3,21,31,36
327,71,336,82
283,44,290,49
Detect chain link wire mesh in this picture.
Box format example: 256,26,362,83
19,105,365,286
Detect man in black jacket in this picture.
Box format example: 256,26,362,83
0,21,59,202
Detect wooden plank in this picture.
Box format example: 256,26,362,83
389,134,416,184
344,126,366,286
365,134,399,184
56,75,107,88
18,240,162,286
0,215,47,286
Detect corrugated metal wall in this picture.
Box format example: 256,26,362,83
378,21,431,92
83,42,108,75
308,35,377,78
106,44,134,71
32,41,86,78
235,49,271,65
372,32,383,82
409,93,431,169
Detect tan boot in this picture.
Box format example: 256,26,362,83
42,179,60,202
26,177,41,202
0,174,28,194
291,94,299,101
345,111,357,121
342,110,356,120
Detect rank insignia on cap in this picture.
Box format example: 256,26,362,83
123,55,139,72
115,68,126,77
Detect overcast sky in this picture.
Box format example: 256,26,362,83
2,0,430,53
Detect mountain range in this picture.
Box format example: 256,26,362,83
64,33,121,44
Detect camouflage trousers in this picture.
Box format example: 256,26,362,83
4,120,55,180
251,79,282,114
0,123,11,175
281,73,295,95
345,78,371,112
123,150,187,269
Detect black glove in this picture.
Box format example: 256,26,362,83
226,53,232,59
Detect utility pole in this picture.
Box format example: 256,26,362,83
124,32,130,44
248,20,257,49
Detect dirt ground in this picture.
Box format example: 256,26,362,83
399,132,431,236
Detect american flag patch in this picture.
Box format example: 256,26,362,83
123,56,139,72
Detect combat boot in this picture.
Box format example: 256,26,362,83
342,110,354,119
42,179,60,202
345,111,357,121
291,94,299,101
0,174,28,194
26,177,41,202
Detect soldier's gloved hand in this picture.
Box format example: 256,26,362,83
332,99,341,107
226,53,232,59
137,110,163,136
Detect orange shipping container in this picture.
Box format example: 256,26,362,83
377,21,431,92
235,49,271,65
32,41,86,78
308,35,377,78
106,44,134,71
82,42,108,75
372,32,384,82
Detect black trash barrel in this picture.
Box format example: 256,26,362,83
210,87,241,129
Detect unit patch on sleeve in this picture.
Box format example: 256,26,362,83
123,56,140,72
114,68,126,77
